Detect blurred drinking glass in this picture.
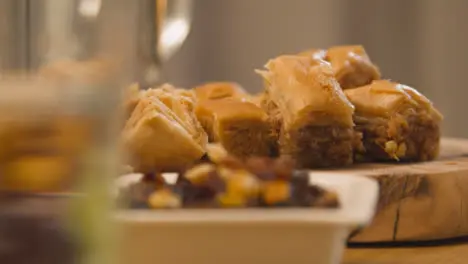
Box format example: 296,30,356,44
135,0,194,87
0,1,140,264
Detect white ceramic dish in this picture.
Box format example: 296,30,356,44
115,172,378,264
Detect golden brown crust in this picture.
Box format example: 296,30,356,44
195,98,277,158
256,55,354,129
345,80,415,117
398,84,443,122
196,97,268,141
194,82,249,102
345,80,443,121
122,88,208,172
325,45,381,89
197,98,268,122
151,83,197,102
256,55,356,167
144,85,208,150
346,80,442,161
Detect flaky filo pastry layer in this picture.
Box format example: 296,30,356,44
193,81,262,108
256,55,355,129
299,45,381,90
345,80,443,161
256,55,357,167
123,83,207,147
145,85,208,149
325,45,381,89
123,83,198,119
194,82,249,101
345,80,442,120
122,85,208,172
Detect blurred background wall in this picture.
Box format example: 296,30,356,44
165,0,468,138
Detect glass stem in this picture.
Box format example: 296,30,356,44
142,62,165,89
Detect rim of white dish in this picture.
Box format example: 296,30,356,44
115,172,379,227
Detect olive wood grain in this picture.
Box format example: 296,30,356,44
320,138,468,242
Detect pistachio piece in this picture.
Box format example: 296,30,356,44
184,163,216,184
148,189,182,209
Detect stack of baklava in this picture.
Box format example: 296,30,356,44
256,45,442,166
122,45,443,173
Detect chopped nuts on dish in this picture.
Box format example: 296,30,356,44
118,155,340,209
261,180,291,205
148,189,182,209
184,163,216,184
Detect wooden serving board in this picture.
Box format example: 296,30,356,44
324,138,468,243
344,237,468,264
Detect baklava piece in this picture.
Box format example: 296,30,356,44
122,87,208,173
345,80,442,161
124,83,197,119
145,85,208,148
195,98,277,158
258,91,282,143
194,82,249,102
152,83,197,100
257,55,355,168
325,45,381,89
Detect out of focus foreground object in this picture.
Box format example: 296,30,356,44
0,0,194,86
0,0,139,264
0,0,29,70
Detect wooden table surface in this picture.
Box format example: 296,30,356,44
343,237,468,264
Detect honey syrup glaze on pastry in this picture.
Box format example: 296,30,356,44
299,45,381,90
194,82,249,101
256,55,354,128
345,80,442,161
297,49,327,61
256,55,356,168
